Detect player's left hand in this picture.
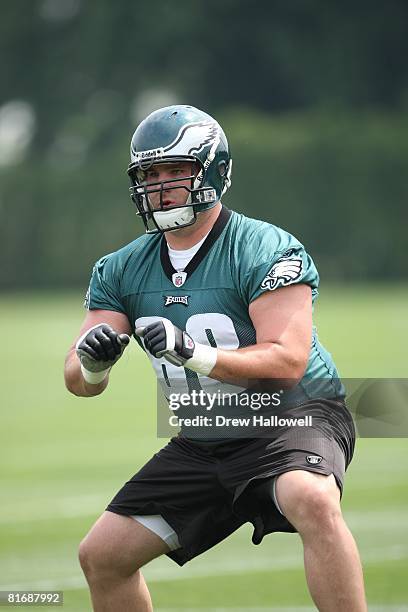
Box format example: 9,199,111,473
135,319,217,375
135,320,195,367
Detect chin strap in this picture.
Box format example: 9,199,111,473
152,206,195,231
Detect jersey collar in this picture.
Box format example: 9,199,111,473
160,206,232,284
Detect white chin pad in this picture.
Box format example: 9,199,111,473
153,207,194,230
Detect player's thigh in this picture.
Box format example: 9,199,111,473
79,510,170,573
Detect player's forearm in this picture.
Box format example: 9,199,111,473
207,342,307,384
64,350,109,397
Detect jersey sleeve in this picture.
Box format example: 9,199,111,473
84,253,126,313
239,224,319,305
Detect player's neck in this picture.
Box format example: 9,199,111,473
164,202,222,250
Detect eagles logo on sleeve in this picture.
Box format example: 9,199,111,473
260,249,303,291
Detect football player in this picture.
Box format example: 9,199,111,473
65,105,367,611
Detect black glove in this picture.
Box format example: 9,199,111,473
76,324,130,381
136,320,195,367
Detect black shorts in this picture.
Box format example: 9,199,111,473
106,398,355,566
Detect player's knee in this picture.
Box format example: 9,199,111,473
276,472,341,535
78,535,137,581
78,537,104,578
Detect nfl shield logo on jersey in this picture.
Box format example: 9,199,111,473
172,272,187,287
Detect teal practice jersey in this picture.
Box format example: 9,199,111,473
86,207,343,410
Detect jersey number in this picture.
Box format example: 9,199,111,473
135,313,241,396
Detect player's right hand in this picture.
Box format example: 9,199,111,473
76,324,130,382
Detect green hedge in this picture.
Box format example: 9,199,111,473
224,109,407,282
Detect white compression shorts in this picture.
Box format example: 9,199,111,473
132,514,181,551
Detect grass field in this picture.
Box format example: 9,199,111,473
1,286,407,611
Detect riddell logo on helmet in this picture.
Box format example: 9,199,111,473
134,148,163,161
